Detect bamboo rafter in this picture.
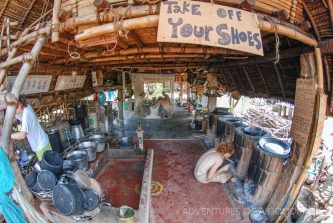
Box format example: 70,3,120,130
242,66,256,93
273,64,286,99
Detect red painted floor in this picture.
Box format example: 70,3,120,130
96,158,145,209
144,139,250,223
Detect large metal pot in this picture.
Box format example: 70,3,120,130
78,142,97,161
47,128,64,154
89,135,106,152
66,150,89,171
69,119,85,141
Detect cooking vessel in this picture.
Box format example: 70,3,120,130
69,119,85,141
66,150,89,171
40,150,63,176
78,142,97,161
63,160,78,172
37,170,57,192
25,170,41,193
82,188,100,211
53,183,86,216
89,135,106,152
47,128,64,154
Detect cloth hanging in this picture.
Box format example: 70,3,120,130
0,147,27,223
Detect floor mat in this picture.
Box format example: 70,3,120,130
96,159,145,209
145,139,250,223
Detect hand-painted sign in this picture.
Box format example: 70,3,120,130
54,75,86,91
7,75,52,95
157,0,264,56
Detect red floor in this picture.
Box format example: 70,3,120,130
144,139,250,223
96,158,145,209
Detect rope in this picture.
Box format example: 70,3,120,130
0,147,27,223
67,39,81,59
265,16,280,64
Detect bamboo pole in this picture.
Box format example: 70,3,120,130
258,19,318,46
0,53,34,69
275,48,325,223
52,0,61,42
75,15,159,41
0,36,48,223
75,14,317,47
59,4,159,32
84,46,246,58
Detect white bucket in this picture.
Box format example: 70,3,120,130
88,112,98,128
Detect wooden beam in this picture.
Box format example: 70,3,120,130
0,0,10,19
20,0,37,28
234,67,246,93
255,63,269,95
223,47,309,67
273,64,286,99
242,66,256,92
303,2,321,41
128,31,143,47
326,0,333,31
224,67,237,90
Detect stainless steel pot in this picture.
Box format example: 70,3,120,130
89,135,106,152
69,119,85,141
66,150,89,171
78,142,97,162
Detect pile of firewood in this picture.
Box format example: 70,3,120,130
243,108,292,140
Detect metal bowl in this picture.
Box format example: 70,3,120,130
258,137,291,159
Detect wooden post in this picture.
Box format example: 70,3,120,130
118,71,126,127
0,36,48,223
52,0,61,42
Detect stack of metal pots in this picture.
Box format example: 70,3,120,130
233,126,271,179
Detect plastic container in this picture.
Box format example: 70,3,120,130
117,205,136,223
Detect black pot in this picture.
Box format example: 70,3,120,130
37,170,57,192
68,119,82,126
40,150,63,176
47,129,64,154
25,171,41,193
53,184,86,216
82,189,100,211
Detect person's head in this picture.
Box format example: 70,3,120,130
162,91,166,96
16,95,27,115
216,142,235,159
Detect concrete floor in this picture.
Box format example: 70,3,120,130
105,107,250,223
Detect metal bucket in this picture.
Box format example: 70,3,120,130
117,205,136,223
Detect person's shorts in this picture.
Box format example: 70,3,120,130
36,143,52,161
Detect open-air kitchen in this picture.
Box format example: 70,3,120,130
0,0,333,223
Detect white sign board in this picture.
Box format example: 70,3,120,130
157,0,264,56
54,75,87,91
7,75,52,95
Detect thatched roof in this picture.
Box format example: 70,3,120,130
1,0,333,113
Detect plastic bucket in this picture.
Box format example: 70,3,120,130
123,101,129,110
117,205,135,223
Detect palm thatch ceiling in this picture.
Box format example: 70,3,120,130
0,0,333,113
